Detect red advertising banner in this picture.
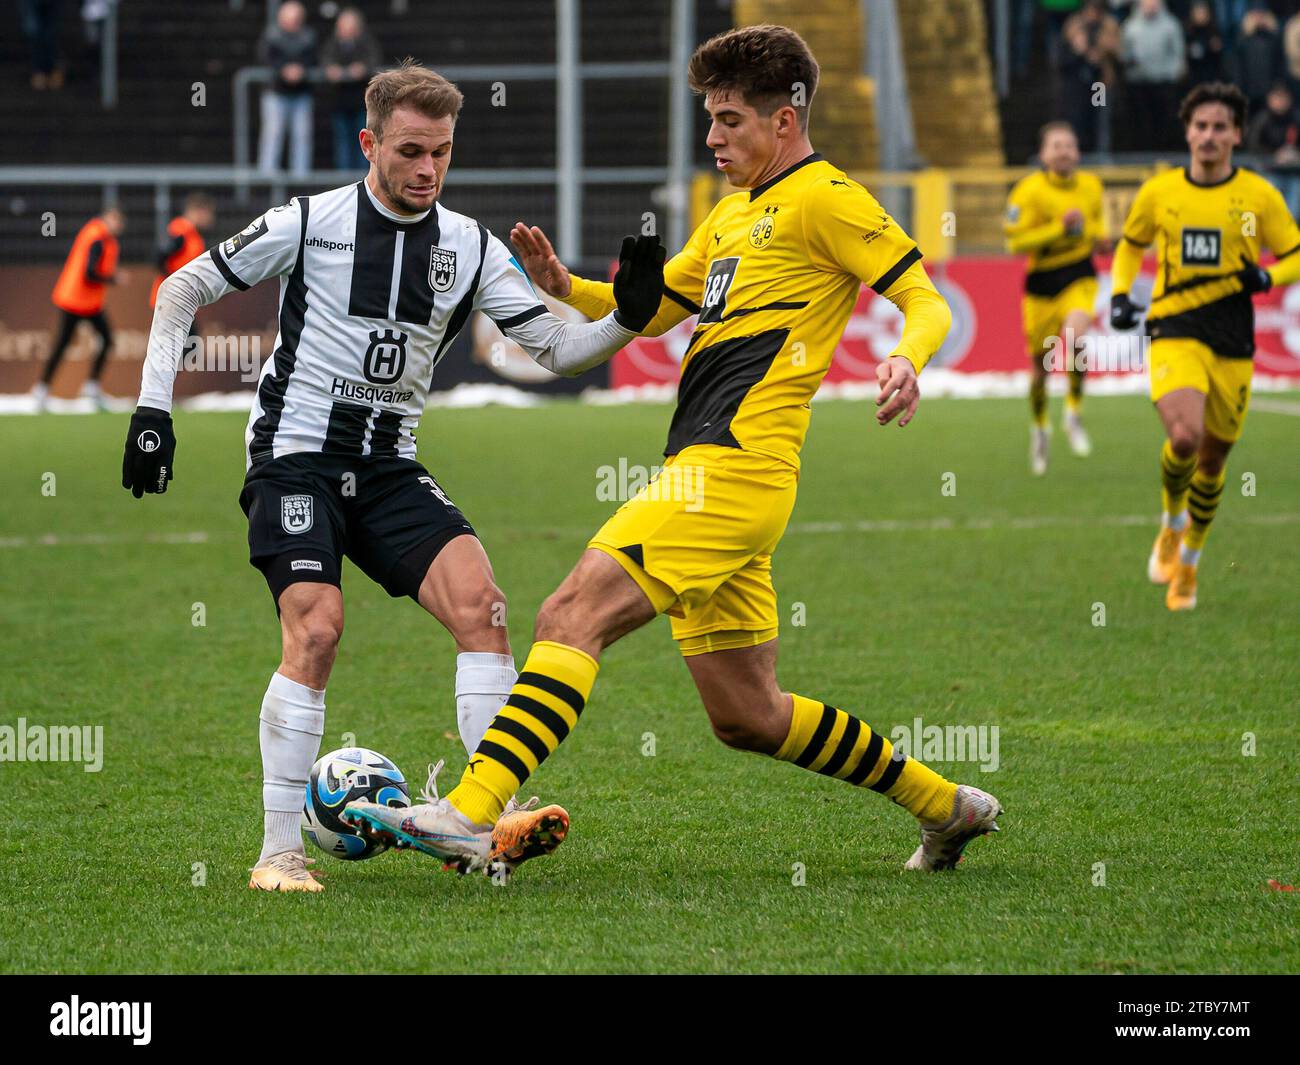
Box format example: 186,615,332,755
611,256,1300,387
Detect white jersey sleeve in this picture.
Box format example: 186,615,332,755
138,200,304,412
472,232,636,377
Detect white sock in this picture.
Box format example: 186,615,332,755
258,672,325,863
1163,510,1189,532
1179,545,1201,567
455,652,517,757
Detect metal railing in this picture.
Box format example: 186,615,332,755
233,0,698,258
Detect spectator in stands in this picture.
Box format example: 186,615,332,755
1184,1,1226,85
1042,0,1086,70
1229,6,1283,114
1246,82,1300,214
1214,1,1251,49
1060,0,1123,150
257,0,319,175
1281,8,1300,98
34,206,126,411
1122,0,1187,150
21,0,64,90
322,7,382,172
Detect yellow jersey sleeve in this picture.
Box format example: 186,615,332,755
1257,180,1300,287
1086,175,1108,244
561,220,710,337
1112,178,1158,295
1120,178,1159,247
803,178,922,296
1004,176,1064,254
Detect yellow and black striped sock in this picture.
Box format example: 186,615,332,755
1029,374,1048,428
1184,466,1226,552
1160,439,1197,516
1066,368,1084,414
774,694,958,824
446,641,597,825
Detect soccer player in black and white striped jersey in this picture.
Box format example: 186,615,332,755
120,60,665,891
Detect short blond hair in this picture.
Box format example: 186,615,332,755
365,58,464,139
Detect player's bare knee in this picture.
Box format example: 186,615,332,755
284,602,343,669
1169,425,1202,458
534,586,581,643
448,580,509,649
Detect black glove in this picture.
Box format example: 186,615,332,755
1110,293,1142,331
612,234,666,332
122,406,176,498
1238,264,1272,294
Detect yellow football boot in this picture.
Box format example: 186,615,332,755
1166,562,1198,611
248,850,324,893
1148,524,1182,585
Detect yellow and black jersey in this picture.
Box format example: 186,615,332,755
563,153,949,468
1114,166,1300,359
1004,168,1105,297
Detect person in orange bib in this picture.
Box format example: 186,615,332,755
150,194,215,309
36,206,126,410
150,194,215,360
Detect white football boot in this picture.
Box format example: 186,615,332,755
341,760,491,874
1030,425,1049,476
1064,410,1092,457
904,785,1004,871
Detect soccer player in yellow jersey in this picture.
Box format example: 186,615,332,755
1005,121,1106,474
342,25,1004,876
1111,82,1300,611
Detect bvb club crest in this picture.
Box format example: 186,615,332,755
428,246,457,292
749,213,775,249
281,494,314,535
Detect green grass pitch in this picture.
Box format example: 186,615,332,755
1,393,1296,974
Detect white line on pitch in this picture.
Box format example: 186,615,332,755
0,531,219,549
1251,398,1300,417
786,513,1300,535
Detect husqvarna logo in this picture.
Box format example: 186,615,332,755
363,328,408,384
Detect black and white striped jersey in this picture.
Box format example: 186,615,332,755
139,180,634,466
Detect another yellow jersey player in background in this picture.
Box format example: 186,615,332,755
1005,121,1106,475
1111,82,1300,611
344,24,1004,876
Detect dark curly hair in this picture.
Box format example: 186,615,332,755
687,24,820,130
1178,81,1248,129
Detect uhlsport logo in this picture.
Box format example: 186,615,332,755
137,429,161,453
281,494,314,534
363,328,408,384
50,996,151,1045
429,246,457,292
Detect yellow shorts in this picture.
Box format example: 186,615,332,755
1022,277,1098,362
588,444,798,657
1148,337,1253,442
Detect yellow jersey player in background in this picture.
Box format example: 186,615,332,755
343,24,1004,876
1111,82,1300,611
1005,121,1106,475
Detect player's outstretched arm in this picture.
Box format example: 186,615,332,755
480,232,665,377
510,222,694,337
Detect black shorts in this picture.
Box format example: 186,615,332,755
239,452,476,603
